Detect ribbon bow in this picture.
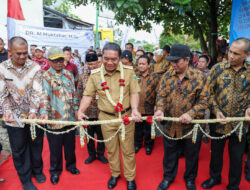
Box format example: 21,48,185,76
101,82,107,86
122,115,130,125
119,79,125,82
119,79,125,86
146,116,153,125
115,103,123,112
102,86,110,91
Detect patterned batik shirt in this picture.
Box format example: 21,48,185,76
156,66,209,138
32,57,50,71
207,61,250,134
0,59,43,127
40,67,78,129
78,71,98,119
137,71,160,115
160,59,172,72
72,56,83,75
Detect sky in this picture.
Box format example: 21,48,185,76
71,3,163,46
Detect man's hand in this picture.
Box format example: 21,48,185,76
179,113,192,124
77,111,89,121
3,113,15,123
131,109,142,122
74,111,78,120
39,114,48,120
245,108,250,121
156,69,165,74
216,111,228,124
154,110,164,121
28,113,37,120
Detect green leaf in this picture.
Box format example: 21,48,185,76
116,1,124,8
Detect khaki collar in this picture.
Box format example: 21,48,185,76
103,63,121,76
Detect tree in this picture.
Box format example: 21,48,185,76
142,43,154,52
160,33,201,50
66,0,231,63
45,0,81,20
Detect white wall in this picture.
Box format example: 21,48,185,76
0,0,44,45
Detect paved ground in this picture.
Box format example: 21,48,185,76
0,123,11,153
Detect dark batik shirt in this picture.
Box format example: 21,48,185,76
156,66,209,138
207,61,250,134
137,71,160,115
78,71,98,119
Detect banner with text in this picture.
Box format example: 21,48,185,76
13,23,94,56
230,0,250,44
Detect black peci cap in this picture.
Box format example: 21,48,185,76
86,53,98,62
166,44,190,61
121,50,133,62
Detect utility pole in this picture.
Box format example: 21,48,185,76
95,0,99,49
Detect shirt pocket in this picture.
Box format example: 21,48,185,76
238,74,250,107
217,75,232,92
96,83,106,98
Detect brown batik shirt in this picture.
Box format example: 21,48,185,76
137,71,160,115
156,66,209,138
207,61,250,134
78,71,98,119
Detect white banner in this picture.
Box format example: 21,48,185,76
120,26,131,50
13,23,95,57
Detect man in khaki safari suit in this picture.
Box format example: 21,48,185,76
78,42,142,190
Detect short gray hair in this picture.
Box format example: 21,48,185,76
232,37,250,53
9,36,28,49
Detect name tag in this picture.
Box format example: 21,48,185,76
222,76,231,80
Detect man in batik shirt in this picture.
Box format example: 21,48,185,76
0,37,45,190
134,54,160,155
202,38,250,190
78,53,108,164
40,47,80,185
154,44,209,190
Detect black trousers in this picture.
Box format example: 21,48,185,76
134,119,154,148
245,151,250,176
209,131,246,190
163,134,202,182
6,124,44,184
86,118,105,157
47,125,76,175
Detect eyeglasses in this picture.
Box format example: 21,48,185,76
49,58,64,64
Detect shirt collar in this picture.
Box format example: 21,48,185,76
49,67,65,76
224,61,248,70
7,58,32,69
138,69,152,77
1,49,7,54
170,66,193,80
103,63,121,76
